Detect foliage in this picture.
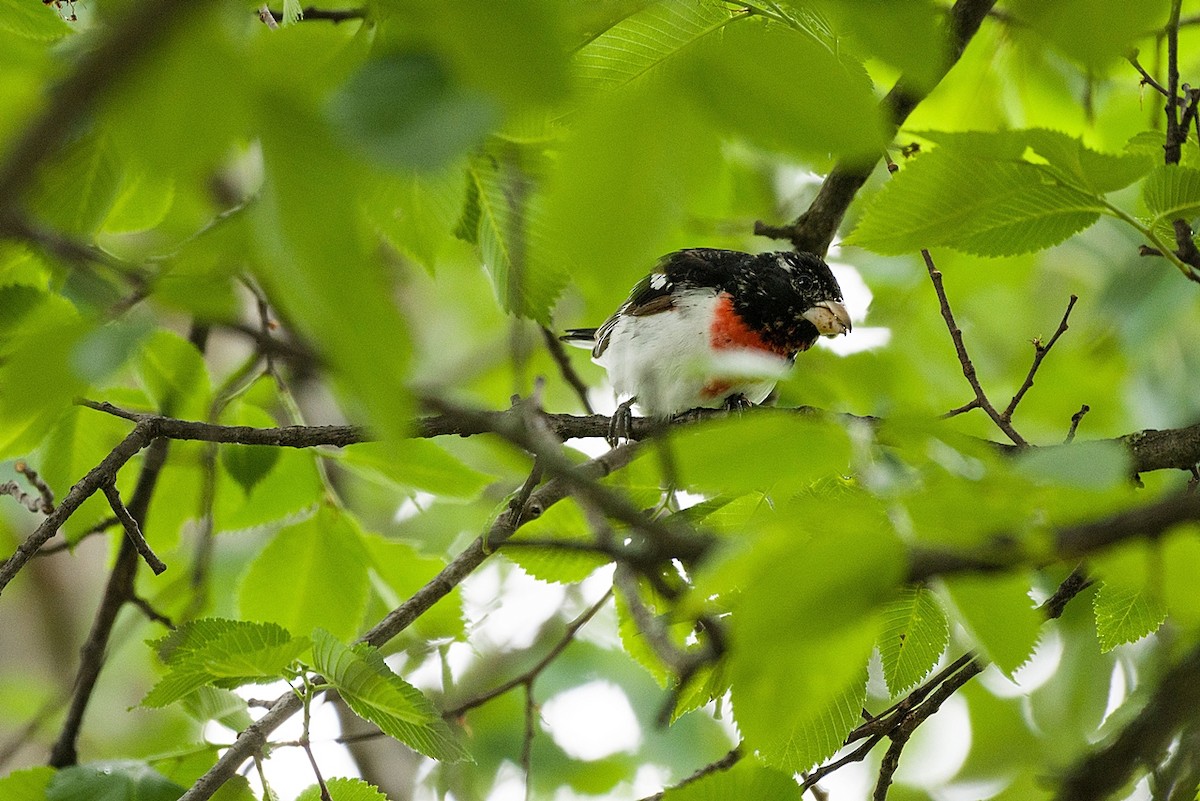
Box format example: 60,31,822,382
1,2,1200,801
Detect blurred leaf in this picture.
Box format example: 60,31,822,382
328,50,499,173
1016,439,1131,491
297,777,388,801
338,439,492,498
47,762,185,801
364,165,465,272
312,629,470,762
809,0,945,91
1162,525,1200,630
0,0,72,40
572,0,739,93
215,447,324,532
28,130,122,235
670,412,851,494
542,84,719,308
143,618,307,707
684,23,886,164
662,758,801,800
943,572,1041,677
728,520,903,771
461,154,568,325
0,290,87,459
1004,0,1169,69
134,329,212,418
102,168,175,233
71,316,154,384
0,766,54,801
238,505,371,640
879,586,950,695
255,97,414,443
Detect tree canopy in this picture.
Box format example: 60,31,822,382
2,1,1200,800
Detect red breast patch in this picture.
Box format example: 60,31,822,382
708,293,791,356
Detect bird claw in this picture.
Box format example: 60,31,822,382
722,393,754,413
607,397,637,447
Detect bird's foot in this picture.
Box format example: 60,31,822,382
722,393,754,413
608,397,637,447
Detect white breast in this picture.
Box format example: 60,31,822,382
594,292,790,417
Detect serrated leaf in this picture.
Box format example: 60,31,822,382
943,572,1041,677
464,155,567,325
879,586,950,695
572,0,739,93
1093,581,1167,652
297,777,388,801
847,145,1104,256
1142,164,1200,240
238,505,371,641
181,686,254,731
311,629,470,762
143,618,306,708
662,759,801,801
0,0,72,40
751,672,868,773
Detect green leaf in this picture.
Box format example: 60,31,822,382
255,97,414,444
1021,129,1155,194
847,143,1105,257
462,154,568,325
670,412,852,495
879,586,950,695
338,439,491,498
1142,165,1200,238
361,533,464,640
364,166,465,272
0,0,72,40
29,130,123,235
297,777,388,801
47,761,185,801
1093,581,1167,653
684,22,887,164
328,51,499,173
727,518,904,771
943,572,1041,676
37,403,138,541
0,766,54,801
215,447,324,532
0,290,87,458
311,629,470,762
180,685,254,731
1004,0,1170,69
1162,526,1200,630
238,505,372,641
219,403,282,496
135,329,212,418
102,168,175,233
143,618,308,707
572,0,739,93
662,759,801,801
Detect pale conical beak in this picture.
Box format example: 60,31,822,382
802,300,852,337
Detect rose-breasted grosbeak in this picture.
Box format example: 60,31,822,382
562,248,851,434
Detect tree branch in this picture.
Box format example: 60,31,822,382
755,0,998,254
101,482,167,575
1000,294,1078,422
177,444,642,801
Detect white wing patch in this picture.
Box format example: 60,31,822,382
648,272,668,290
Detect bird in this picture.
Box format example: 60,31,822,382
562,248,851,440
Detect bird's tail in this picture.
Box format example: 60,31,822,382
559,328,598,349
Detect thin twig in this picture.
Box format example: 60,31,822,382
1129,50,1170,97
16,462,55,512
540,326,594,414
101,483,167,575
1000,295,1078,422
923,250,1028,446
1065,404,1090,443
637,747,742,801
